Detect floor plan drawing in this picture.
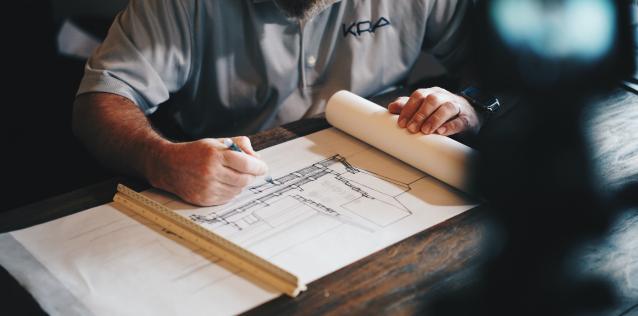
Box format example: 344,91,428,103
187,154,422,245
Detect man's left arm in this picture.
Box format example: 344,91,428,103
388,0,482,137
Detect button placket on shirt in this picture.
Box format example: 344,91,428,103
298,20,308,90
306,55,317,67
299,21,324,90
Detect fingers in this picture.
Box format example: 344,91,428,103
397,89,435,128
209,182,243,205
231,136,259,157
187,164,254,206
216,167,257,188
195,181,244,206
163,138,269,206
391,87,481,136
222,150,268,176
405,92,445,133
435,116,470,136
388,97,408,114
420,101,461,135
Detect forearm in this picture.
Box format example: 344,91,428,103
72,92,171,181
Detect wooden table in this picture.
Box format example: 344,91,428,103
1,89,636,315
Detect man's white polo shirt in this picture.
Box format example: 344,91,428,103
77,0,469,138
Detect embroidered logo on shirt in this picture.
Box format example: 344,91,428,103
342,17,391,37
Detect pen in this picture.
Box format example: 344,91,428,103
223,138,274,184
222,138,244,153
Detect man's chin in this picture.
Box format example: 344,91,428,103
274,0,335,21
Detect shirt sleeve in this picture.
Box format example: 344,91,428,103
76,0,192,115
422,0,471,74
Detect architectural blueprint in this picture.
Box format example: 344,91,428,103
2,128,478,316
189,154,417,237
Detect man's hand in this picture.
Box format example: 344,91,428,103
73,93,268,207
148,136,268,206
388,87,481,136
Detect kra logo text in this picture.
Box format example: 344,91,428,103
342,17,390,37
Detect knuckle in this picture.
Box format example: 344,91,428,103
201,164,216,178
219,149,231,164
442,102,457,114
237,136,250,144
448,119,461,128
209,162,220,177
444,121,459,132
388,102,399,113
412,112,427,122
203,142,219,157
389,99,405,112
425,93,440,105
411,89,428,99
199,181,213,196
430,112,446,123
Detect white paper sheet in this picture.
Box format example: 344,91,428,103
326,90,477,192
3,95,478,315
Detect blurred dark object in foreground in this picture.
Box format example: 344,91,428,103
475,0,634,94
430,1,636,315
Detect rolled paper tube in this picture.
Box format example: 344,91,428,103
325,90,477,193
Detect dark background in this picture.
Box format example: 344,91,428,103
2,4,124,310
2,1,128,212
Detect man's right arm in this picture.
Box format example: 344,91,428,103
73,93,268,206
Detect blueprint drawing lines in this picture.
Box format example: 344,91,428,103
189,155,422,238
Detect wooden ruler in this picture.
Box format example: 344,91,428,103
112,184,306,297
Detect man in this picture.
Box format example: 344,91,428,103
73,0,482,206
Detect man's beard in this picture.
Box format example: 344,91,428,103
274,0,336,22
